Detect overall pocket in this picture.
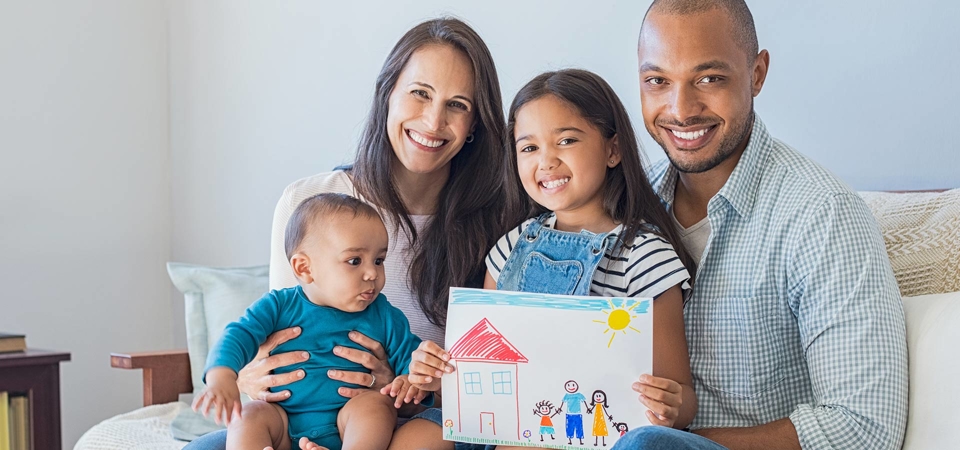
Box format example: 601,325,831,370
516,251,584,295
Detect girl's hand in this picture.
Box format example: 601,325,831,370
192,367,242,426
380,374,429,408
633,374,683,427
408,340,455,391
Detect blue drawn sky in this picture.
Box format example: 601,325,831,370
451,288,650,313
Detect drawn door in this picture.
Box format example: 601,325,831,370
480,412,496,435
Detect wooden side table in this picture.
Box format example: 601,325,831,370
0,349,71,450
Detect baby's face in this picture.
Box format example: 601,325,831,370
298,213,388,312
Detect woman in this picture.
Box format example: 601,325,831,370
185,17,518,450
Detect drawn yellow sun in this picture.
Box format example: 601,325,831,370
593,299,643,348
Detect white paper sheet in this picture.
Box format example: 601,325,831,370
441,288,653,448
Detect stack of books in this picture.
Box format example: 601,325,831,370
0,391,30,450
0,334,25,354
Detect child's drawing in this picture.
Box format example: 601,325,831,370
441,288,654,449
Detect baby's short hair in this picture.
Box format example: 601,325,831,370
284,193,381,260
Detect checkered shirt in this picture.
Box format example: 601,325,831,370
649,116,908,450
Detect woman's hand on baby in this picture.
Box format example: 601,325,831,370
408,340,455,391
192,367,242,426
632,374,683,427
328,331,394,397
379,374,429,408
238,326,308,402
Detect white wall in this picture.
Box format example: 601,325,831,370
0,1,172,448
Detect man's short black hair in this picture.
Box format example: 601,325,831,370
641,0,759,61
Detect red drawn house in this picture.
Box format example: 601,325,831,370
448,318,529,439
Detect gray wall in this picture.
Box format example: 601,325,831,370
0,1,172,447
0,0,957,447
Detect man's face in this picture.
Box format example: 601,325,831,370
638,8,767,174
565,380,579,393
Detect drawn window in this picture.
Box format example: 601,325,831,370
492,371,512,395
463,372,482,395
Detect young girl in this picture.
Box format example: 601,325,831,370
408,69,698,434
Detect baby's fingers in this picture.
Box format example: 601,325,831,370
414,388,430,404
403,384,419,404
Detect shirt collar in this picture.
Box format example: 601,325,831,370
652,114,773,218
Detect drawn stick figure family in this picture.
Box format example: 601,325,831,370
534,380,624,447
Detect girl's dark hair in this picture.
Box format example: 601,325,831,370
589,389,609,408
351,17,518,326
505,69,696,279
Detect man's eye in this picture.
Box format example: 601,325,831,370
700,76,722,84
646,77,665,86
347,257,361,266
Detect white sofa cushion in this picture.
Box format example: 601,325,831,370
901,291,960,449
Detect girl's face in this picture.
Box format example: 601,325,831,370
386,44,476,179
514,95,621,219
593,391,606,403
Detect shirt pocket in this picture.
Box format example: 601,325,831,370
687,295,788,399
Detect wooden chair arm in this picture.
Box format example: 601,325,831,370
111,350,193,406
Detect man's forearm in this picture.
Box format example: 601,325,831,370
693,418,801,450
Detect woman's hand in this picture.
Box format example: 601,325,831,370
327,331,394,397
633,374,683,427
408,340,455,391
237,327,309,402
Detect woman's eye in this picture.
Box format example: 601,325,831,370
448,100,469,111
375,258,384,266
347,257,361,266
412,89,429,99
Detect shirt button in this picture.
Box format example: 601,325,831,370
310,431,319,438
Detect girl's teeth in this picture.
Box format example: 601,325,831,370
409,130,444,148
671,128,709,141
541,178,570,189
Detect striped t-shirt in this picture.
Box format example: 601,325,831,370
486,214,690,299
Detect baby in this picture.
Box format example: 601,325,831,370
194,193,426,450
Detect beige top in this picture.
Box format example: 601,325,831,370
269,171,445,346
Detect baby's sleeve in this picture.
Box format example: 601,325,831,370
203,291,282,380
485,219,532,283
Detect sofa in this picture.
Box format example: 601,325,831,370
75,189,960,450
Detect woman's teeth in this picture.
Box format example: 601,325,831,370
671,128,710,141
541,178,570,189
409,130,444,148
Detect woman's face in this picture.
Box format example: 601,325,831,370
386,44,476,178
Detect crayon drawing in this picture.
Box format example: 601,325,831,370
442,288,653,449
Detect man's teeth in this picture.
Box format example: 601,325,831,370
671,128,710,141
409,130,444,148
541,178,570,189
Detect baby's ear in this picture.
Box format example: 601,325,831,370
290,253,313,284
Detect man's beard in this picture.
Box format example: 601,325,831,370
650,110,754,174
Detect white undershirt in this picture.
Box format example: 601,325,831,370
671,209,711,266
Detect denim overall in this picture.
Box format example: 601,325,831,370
497,213,618,296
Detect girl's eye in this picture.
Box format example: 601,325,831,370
374,258,384,266
559,138,577,145
347,257,361,266
448,100,469,111
519,145,537,153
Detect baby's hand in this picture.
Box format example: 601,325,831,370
408,340,454,392
379,375,429,408
632,374,683,428
192,366,242,426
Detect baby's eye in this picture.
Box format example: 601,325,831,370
346,257,361,266
374,258,384,266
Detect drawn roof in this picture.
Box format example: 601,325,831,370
448,318,529,363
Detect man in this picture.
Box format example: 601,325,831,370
559,380,588,445
615,1,909,449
